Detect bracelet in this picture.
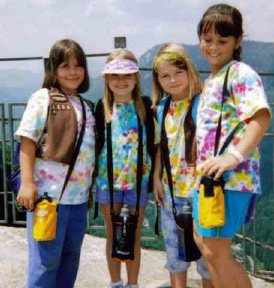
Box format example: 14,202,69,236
229,148,245,163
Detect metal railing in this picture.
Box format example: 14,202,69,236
0,54,273,281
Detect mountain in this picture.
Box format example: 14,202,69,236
139,40,274,101
1,40,274,105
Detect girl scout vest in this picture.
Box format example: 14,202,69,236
36,88,78,165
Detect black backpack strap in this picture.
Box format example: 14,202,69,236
92,99,105,219
142,96,155,192
93,99,105,180
83,98,95,114
106,122,115,215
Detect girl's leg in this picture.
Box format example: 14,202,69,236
202,279,214,288
196,257,213,288
161,194,191,288
56,203,88,288
27,208,66,288
126,207,146,285
170,271,187,288
101,203,123,284
194,231,252,288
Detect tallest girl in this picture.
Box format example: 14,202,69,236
193,4,271,288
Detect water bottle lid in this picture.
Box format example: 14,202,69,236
121,204,129,216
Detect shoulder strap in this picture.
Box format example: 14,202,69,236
92,99,105,181
142,96,155,192
57,95,86,207
191,94,200,126
106,110,143,217
83,98,95,115
92,99,105,219
214,65,241,156
214,66,231,156
160,96,178,218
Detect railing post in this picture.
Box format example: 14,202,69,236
0,104,8,224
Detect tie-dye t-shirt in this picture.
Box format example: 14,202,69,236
196,61,270,194
15,88,95,204
156,97,196,198
96,101,151,191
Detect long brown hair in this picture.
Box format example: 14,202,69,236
197,4,243,61
103,49,146,124
43,39,89,93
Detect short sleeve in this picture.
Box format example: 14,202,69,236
230,63,270,122
15,88,49,143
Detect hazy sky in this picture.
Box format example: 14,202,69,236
0,0,273,59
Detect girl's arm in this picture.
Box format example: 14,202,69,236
17,137,38,211
153,145,164,207
200,108,271,179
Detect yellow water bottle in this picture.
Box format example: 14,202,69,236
33,192,58,241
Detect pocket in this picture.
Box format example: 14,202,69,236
199,175,225,228
33,199,58,241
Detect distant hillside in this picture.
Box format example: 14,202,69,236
1,40,273,104
139,40,274,101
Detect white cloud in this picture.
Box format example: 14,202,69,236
85,0,126,17
29,0,57,7
0,0,273,59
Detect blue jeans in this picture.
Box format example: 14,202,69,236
27,202,88,288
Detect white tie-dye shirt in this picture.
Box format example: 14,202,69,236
15,88,95,204
196,61,271,194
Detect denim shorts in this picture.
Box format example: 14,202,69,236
192,189,253,238
161,193,211,279
96,186,148,208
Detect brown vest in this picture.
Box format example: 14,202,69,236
36,88,78,165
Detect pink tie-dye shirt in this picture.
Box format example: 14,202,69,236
196,61,271,194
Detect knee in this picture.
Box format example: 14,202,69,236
201,243,230,267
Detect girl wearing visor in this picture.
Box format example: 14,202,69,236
94,49,154,288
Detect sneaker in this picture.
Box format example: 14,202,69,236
109,280,124,288
125,285,139,288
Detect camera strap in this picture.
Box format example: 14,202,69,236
214,65,241,156
160,96,192,220
57,94,87,209
106,113,143,217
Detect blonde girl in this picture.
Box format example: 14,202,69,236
152,43,213,288
95,49,154,288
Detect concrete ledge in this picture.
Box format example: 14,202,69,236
0,226,273,288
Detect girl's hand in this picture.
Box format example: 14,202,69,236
199,153,239,180
153,176,164,207
17,180,38,211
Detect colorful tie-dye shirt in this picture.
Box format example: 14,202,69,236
96,101,151,191
15,88,95,204
156,97,196,198
196,61,271,194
